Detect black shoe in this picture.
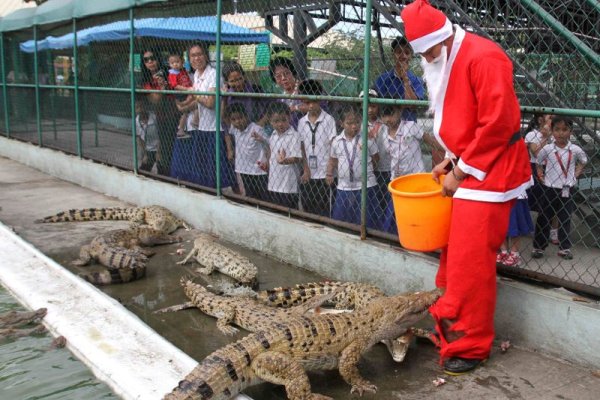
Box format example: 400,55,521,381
443,357,486,376
531,249,544,259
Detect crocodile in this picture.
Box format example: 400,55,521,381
256,281,433,361
36,205,190,234
179,279,435,362
164,287,442,400
178,278,338,336
73,225,181,285
256,281,385,310
0,308,47,327
0,308,47,340
177,234,258,286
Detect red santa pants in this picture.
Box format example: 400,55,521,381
429,198,513,361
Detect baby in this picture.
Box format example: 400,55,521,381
167,52,197,138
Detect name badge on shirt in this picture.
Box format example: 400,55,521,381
308,155,318,170
561,186,570,198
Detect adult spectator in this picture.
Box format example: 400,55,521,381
401,0,531,375
170,42,235,188
374,36,425,121
139,48,178,175
222,61,269,128
268,57,305,128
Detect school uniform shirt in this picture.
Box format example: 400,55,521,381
194,65,217,131
537,142,587,189
387,120,426,179
524,129,553,164
330,132,378,191
297,111,338,179
432,25,531,202
264,127,302,193
230,122,268,175
135,113,159,152
369,119,391,172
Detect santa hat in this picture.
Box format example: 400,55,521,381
401,0,453,54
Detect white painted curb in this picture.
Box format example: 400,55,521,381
0,221,253,400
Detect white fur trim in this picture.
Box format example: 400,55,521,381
458,158,486,181
433,25,465,156
454,178,533,202
409,19,453,54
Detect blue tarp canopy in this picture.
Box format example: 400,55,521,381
20,16,270,52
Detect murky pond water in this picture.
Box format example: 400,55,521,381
0,287,116,400
48,230,440,400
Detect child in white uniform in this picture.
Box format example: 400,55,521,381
259,102,303,209
532,116,588,260
380,105,426,234
135,98,159,173
361,88,391,231
326,105,379,227
297,80,338,217
226,103,269,201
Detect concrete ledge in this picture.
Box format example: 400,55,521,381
0,221,197,399
2,136,599,369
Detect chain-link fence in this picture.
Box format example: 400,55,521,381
1,0,599,296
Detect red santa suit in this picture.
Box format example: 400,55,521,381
402,1,532,362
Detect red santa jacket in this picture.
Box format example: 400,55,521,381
433,26,532,202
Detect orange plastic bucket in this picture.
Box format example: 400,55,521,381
388,173,452,252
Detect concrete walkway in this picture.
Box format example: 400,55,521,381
1,154,600,399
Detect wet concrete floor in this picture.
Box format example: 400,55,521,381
1,156,600,399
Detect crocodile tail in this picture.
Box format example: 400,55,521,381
165,330,277,400
35,207,136,223
256,281,344,308
80,266,146,285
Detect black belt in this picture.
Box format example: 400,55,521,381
508,131,522,145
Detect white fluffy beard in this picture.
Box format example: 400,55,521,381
420,46,448,115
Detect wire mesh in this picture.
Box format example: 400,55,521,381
0,0,598,295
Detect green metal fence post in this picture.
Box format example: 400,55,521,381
130,8,138,173
215,0,223,197
0,32,10,137
47,49,57,139
73,19,82,157
359,0,374,240
33,25,42,145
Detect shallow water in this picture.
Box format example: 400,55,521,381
0,287,116,400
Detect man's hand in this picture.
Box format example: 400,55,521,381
441,170,462,197
325,174,334,186
432,158,452,184
397,60,409,78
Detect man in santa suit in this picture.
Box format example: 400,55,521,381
401,0,532,374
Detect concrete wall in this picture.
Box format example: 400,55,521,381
2,136,599,368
